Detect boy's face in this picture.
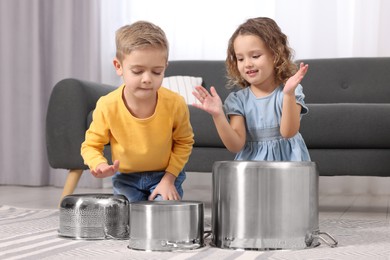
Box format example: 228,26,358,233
113,47,168,100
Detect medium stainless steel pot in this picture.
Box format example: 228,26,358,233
128,200,204,251
58,193,129,240
212,161,337,250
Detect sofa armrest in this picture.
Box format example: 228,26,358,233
46,78,115,170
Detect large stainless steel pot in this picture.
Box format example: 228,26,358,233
58,194,129,240
128,201,204,251
212,161,337,250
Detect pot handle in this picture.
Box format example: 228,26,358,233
315,231,338,248
162,239,202,250
204,230,212,239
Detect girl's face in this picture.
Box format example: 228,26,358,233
113,47,167,101
234,34,276,91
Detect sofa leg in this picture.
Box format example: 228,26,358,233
59,169,83,207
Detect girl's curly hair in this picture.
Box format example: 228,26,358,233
226,17,297,88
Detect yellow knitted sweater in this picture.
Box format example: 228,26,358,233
81,85,194,177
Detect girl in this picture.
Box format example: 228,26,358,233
193,17,310,161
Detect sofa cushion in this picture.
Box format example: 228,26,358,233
186,147,235,172
301,104,390,148
88,103,390,149
300,57,390,104
309,149,390,176
164,60,236,101
162,75,203,105
189,106,225,147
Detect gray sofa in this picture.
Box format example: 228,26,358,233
46,58,390,180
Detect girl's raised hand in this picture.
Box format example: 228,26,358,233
192,86,224,116
284,62,309,95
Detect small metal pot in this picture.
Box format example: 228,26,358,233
58,193,129,240
128,200,204,251
212,161,337,250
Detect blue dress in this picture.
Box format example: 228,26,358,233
223,84,311,161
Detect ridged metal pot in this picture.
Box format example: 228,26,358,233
128,200,204,251
58,193,129,240
212,161,337,250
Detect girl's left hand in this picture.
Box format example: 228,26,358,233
283,62,309,95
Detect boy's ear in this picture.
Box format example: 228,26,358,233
113,58,123,76
164,62,169,75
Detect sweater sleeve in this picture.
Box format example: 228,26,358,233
80,98,110,170
165,98,194,176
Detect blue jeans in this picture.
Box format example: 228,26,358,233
112,170,186,202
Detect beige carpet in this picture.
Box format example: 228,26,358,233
1,205,390,260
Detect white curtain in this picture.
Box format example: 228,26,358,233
275,0,390,59
0,0,103,187
114,0,390,63
0,0,389,188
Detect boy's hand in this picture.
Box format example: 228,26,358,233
149,172,180,201
192,86,224,116
283,62,309,95
91,160,120,178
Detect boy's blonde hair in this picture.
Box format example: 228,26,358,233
226,17,297,88
115,21,169,63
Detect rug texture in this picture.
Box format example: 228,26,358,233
1,205,390,260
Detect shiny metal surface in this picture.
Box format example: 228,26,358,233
128,200,204,251
212,161,320,250
58,194,129,240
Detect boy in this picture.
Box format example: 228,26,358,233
81,21,194,202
